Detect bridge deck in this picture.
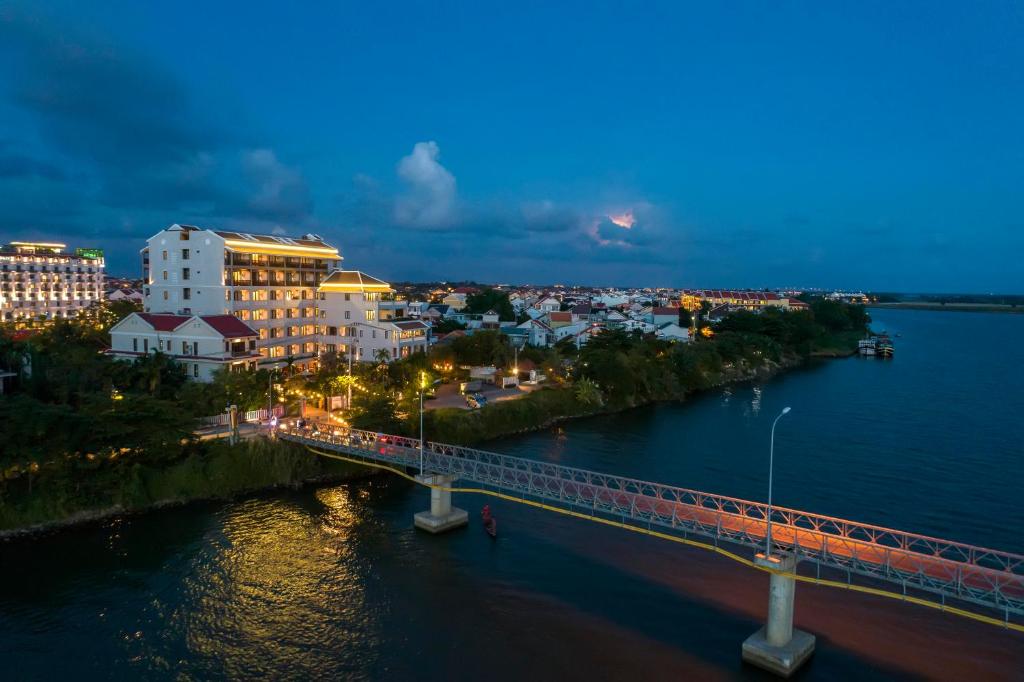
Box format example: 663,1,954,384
281,426,1024,622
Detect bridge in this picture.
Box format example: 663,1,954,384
279,425,1024,677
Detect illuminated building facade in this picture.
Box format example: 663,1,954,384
142,224,341,372
680,289,788,312
318,270,430,362
0,241,105,323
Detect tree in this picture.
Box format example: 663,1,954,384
349,391,403,433
463,289,515,320
574,378,603,407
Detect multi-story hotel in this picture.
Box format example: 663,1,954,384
0,241,105,323
141,224,341,372
318,270,431,361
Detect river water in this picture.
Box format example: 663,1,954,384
3,308,1023,680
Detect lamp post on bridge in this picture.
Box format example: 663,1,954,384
766,406,792,556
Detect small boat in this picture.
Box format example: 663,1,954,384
858,338,877,356
481,505,497,538
876,334,894,358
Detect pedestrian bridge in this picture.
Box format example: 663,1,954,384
278,425,1023,674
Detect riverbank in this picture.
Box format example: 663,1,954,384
0,438,366,537
427,351,807,446
0,350,818,537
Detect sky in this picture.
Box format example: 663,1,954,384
0,1,1021,292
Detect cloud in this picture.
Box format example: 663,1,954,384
608,211,635,229
241,149,313,221
394,141,457,228
0,7,313,241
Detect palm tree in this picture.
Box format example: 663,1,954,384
574,377,603,407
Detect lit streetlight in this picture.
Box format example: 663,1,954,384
766,406,792,556
419,370,427,476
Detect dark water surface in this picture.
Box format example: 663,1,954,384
3,308,1023,680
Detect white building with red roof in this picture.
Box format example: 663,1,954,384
108,312,260,381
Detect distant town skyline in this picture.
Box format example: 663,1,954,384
1,2,1021,293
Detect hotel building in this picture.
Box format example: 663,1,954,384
0,241,105,323
141,224,341,372
318,270,430,362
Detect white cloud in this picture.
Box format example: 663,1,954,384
394,141,456,228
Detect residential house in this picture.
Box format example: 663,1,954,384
656,322,691,342
515,318,554,347
547,311,572,328
650,306,681,326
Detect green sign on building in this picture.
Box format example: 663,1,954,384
75,248,104,260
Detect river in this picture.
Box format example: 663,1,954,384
3,308,1023,680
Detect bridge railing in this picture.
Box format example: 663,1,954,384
285,425,1024,617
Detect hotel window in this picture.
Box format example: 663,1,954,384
183,288,191,300
193,363,199,378
365,310,375,321
162,270,168,280
162,250,168,260
133,338,138,352
259,328,268,340
180,231,189,241
384,330,389,339
182,268,190,280
252,309,267,321
182,248,190,260
182,341,189,354
344,293,351,301
163,291,169,300
344,310,350,320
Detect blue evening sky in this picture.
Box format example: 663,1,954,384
1,1,1021,291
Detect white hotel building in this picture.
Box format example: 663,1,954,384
317,271,430,361
0,241,105,323
141,224,341,372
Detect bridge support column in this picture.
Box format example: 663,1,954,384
413,475,468,534
742,552,815,677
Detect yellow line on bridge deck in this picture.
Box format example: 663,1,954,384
306,445,1024,634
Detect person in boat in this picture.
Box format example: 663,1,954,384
481,505,497,537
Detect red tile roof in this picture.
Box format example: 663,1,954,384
548,311,572,321
201,315,258,338
652,306,679,315
138,313,191,332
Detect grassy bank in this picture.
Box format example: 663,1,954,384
0,438,363,534
426,351,804,447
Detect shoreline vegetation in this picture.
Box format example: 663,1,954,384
0,297,868,537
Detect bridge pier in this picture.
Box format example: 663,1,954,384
742,552,815,677
413,474,468,534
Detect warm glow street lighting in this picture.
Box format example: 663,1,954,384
419,370,427,475
766,406,792,556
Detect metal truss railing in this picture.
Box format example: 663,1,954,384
281,426,1024,619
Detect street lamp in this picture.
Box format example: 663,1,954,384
766,406,792,556
419,370,427,476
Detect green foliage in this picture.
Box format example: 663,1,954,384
574,377,603,406
349,391,404,433
463,288,515,320
449,329,510,367
426,388,591,445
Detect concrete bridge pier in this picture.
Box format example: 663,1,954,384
413,474,468,533
742,552,816,677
